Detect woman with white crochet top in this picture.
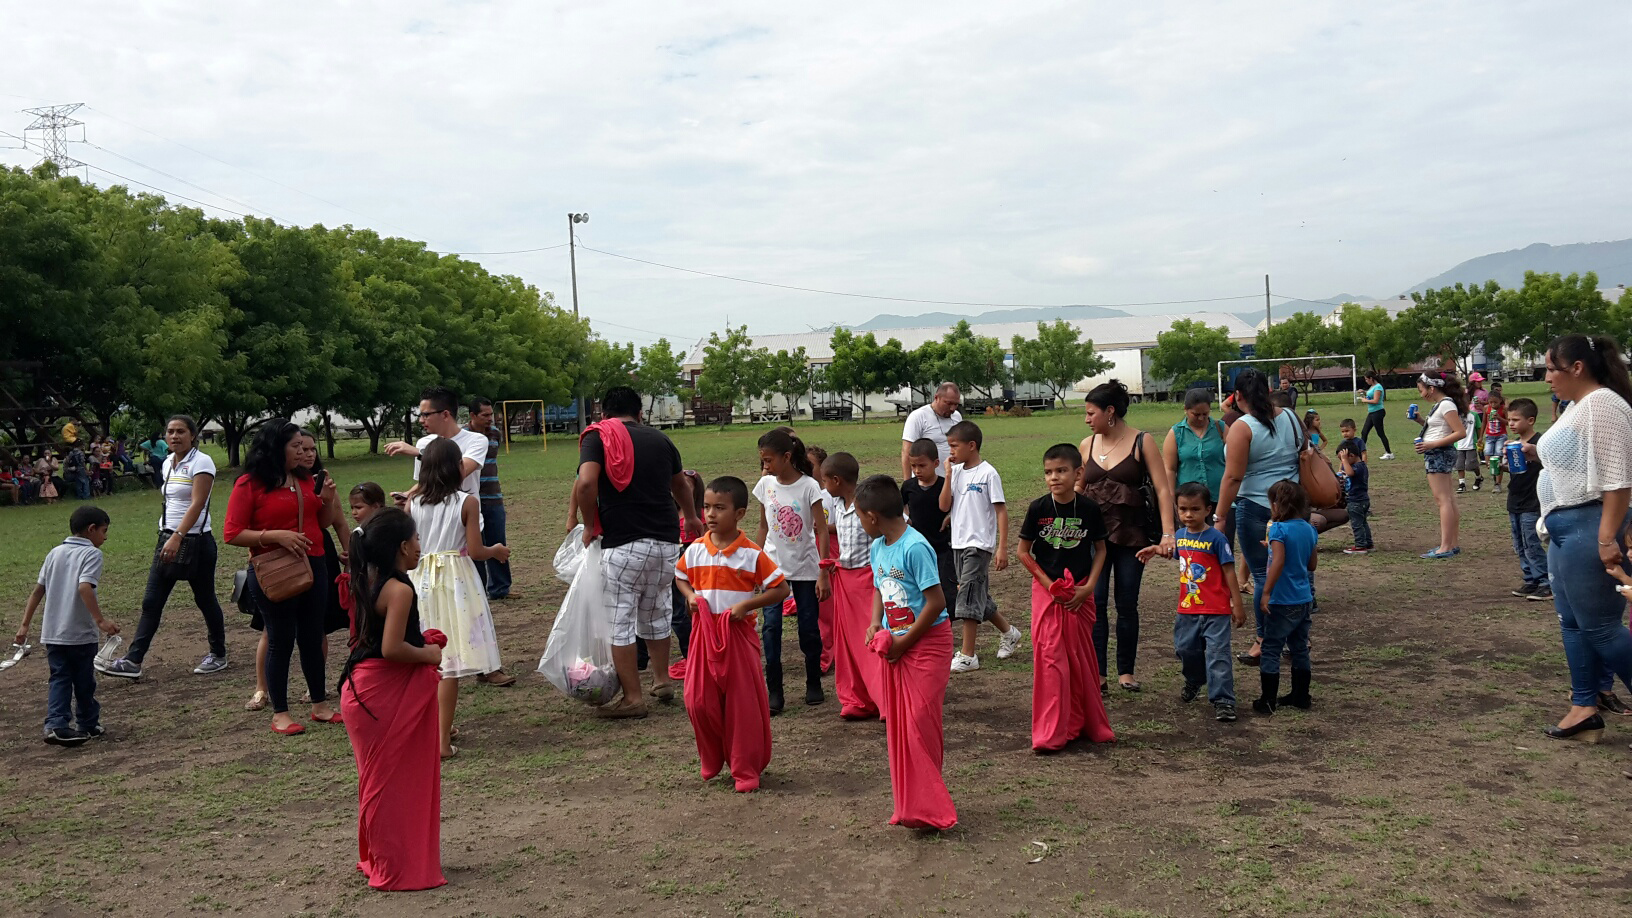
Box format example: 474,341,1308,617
1532,335,1632,746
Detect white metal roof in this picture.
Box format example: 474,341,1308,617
680,311,1258,368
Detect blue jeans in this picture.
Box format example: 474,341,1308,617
762,579,821,688
1546,502,1632,706
1234,498,1273,639
478,500,511,598
1174,614,1234,704
71,472,90,500
45,642,99,733
1508,511,1546,586
1260,601,1312,675
1347,499,1373,549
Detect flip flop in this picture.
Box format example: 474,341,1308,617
441,745,460,760
245,691,270,712
1119,680,1142,693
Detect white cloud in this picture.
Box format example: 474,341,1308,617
4,1,1631,347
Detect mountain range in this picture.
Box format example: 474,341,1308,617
850,239,1632,331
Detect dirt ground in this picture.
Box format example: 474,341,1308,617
3,444,1631,918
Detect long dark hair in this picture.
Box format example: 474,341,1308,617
758,428,814,479
1550,334,1632,407
347,506,417,650
1420,371,1468,414
1233,369,1276,428
417,437,464,505
241,419,302,489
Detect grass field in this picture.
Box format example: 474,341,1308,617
3,383,1629,918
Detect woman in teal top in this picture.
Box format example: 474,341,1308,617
1357,371,1394,458
1163,388,1227,531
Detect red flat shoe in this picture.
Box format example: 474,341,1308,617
271,721,306,736
311,711,343,724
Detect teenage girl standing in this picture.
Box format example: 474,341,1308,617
339,507,446,891
753,428,830,714
409,438,510,758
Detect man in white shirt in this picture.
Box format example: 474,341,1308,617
385,385,512,685
900,383,963,480
385,385,488,505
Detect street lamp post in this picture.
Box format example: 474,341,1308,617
569,212,589,432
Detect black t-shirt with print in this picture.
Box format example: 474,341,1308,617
1019,493,1108,581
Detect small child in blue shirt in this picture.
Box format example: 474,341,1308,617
1256,480,1317,715
1337,435,1373,553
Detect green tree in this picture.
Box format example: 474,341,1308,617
1253,311,1340,393
575,338,638,408
1400,281,1504,375
1330,304,1416,379
933,320,1008,398
904,339,947,403
764,347,814,416
1500,271,1611,360
827,329,911,422
1145,319,1241,392
695,325,764,426
1010,320,1113,403
633,338,685,415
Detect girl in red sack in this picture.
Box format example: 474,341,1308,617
1017,444,1117,752
673,476,789,792
337,507,447,891
856,475,957,831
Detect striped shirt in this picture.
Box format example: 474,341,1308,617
829,495,872,569
674,531,785,624
466,425,504,505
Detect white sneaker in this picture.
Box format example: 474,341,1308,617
950,652,981,673
1380,453,1395,460
996,626,1025,659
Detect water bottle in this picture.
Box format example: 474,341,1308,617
1505,441,1527,473
94,634,123,669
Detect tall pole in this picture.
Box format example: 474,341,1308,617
569,213,585,432
1264,274,1271,328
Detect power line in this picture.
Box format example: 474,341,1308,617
578,244,1266,310
79,140,286,220
451,242,571,256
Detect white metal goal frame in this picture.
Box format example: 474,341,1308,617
1217,354,1358,403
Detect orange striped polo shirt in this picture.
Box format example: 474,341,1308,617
675,531,786,624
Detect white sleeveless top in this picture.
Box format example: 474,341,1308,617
411,492,470,555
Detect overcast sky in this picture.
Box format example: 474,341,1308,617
5,2,1630,348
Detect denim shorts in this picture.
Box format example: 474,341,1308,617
1424,446,1454,475
1483,435,1505,458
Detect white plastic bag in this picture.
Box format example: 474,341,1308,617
537,540,622,705
553,525,588,584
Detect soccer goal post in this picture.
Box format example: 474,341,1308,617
1217,354,1358,403
499,400,549,454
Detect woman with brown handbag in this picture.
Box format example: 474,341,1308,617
224,419,340,735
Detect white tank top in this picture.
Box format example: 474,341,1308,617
411,492,469,555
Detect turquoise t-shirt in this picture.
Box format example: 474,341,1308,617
1366,384,1385,413
1267,519,1318,605
870,527,948,636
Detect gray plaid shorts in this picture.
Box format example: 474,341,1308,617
602,539,682,645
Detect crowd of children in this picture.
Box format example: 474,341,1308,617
6,377,1580,889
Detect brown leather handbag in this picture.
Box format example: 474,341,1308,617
250,480,314,603
1298,424,1343,510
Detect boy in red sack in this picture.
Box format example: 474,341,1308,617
822,452,887,720
1017,444,1116,752
674,476,789,792
857,474,957,830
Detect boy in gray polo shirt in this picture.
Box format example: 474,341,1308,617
15,506,120,746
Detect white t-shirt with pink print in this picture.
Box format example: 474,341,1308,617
752,474,825,581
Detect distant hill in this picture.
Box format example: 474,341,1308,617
1408,239,1632,293
854,304,1128,331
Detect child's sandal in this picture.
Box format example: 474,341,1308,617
244,690,270,712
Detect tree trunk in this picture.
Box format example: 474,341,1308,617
322,412,336,459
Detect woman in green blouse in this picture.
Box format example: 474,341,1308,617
1163,388,1228,539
